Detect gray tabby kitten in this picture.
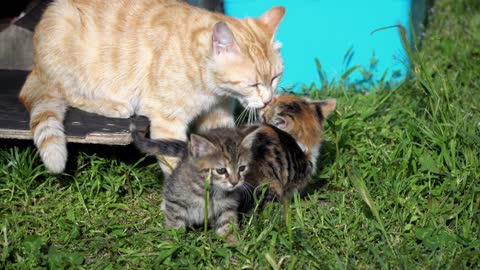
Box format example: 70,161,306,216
131,126,250,242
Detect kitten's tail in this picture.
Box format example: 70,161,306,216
130,122,187,158
18,70,68,173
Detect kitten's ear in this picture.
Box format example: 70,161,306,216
272,116,288,130
311,99,337,123
257,6,286,39
190,134,216,158
240,130,258,149
212,22,240,55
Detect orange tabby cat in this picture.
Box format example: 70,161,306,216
18,0,285,173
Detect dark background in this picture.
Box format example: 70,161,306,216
1,0,32,18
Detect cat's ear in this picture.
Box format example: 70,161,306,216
189,134,216,158
240,130,258,149
212,22,240,55
272,116,288,130
311,99,337,123
257,6,286,39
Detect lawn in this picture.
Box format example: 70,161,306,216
1,0,479,269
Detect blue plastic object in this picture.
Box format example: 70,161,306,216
224,0,417,90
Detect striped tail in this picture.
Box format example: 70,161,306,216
19,71,68,173
130,122,187,158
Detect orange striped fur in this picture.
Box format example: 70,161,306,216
18,0,285,173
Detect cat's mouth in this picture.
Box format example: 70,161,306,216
239,97,266,109
221,181,243,192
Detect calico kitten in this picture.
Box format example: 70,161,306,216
131,126,250,242
240,94,336,210
18,0,285,174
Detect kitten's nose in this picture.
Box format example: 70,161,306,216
230,181,239,187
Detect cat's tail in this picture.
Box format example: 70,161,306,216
130,121,187,158
18,70,68,173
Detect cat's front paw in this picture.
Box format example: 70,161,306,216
216,223,238,244
225,233,238,244
100,103,134,118
164,217,186,230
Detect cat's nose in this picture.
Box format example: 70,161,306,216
230,181,239,187
262,96,272,105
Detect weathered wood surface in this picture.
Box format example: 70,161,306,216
0,70,149,145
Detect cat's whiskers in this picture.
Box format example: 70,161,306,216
240,107,249,125
243,183,255,200
243,181,254,189
241,108,249,125
211,184,221,198
239,183,254,209
247,107,258,125
243,182,255,196
235,107,249,126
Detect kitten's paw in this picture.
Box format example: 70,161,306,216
225,233,238,244
164,219,186,230
216,225,238,244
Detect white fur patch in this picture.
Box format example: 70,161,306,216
298,143,308,153
40,141,67,173
188,206,206,225
309,146,320,172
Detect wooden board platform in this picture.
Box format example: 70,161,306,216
0,70,149,145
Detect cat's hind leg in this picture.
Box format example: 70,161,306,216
163,200,188,230
19,71,68,173
256,180,283,210
195,97,235,132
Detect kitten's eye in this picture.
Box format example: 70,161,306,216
215,168,227,175
248,82,260,88
238,165,246,172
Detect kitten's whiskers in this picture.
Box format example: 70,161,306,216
239,183,254,210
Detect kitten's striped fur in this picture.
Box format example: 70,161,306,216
241,94,336,209
132,127,251,242
18,0,285,173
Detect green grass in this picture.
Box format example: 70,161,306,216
1,0,480,268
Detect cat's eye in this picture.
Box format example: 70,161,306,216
248,82,260,88
216,168,227,175
238,165,246,172
270,73,283,85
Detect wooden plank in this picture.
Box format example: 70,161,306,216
0,70,149,145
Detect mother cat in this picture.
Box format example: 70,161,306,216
19,0,285,173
